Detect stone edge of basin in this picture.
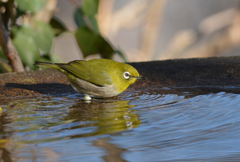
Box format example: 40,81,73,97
1,56,240,98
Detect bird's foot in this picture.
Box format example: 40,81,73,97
84,94,91,101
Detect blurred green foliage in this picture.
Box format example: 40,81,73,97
0,0,60,71
74,0,126,60
0,0,126,73
17,0,48,13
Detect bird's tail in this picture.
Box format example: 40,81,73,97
34,61,61,70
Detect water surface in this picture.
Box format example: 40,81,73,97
1,88,240,161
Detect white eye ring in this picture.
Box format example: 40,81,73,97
123,71,131,79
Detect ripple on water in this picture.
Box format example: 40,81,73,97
2,89,240,161
113,91,240,161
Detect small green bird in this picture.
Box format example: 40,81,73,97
34,59,142,100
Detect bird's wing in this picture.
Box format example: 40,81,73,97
56,60,112,86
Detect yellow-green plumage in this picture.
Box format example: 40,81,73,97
34,59,141,99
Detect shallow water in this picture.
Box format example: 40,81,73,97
1,88,240,161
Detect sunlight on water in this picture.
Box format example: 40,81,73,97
1,88,240,161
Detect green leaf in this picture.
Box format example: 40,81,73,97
14,24,34,37
50,54,61,63
12,21,54,69
74,8,99,33
81,0,99,33
17,0,48,13
50,16,68,36
15,21,54,53
13,34,40,69
87,15,99,33
75,27,99,56
75,26,114,59
32,21,54,53
74,8,87,28
82,0,99,16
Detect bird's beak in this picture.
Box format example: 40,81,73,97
133,76,146,80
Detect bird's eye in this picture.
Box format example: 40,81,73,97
123,71,131,79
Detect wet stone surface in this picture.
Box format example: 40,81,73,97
1,56,240,99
